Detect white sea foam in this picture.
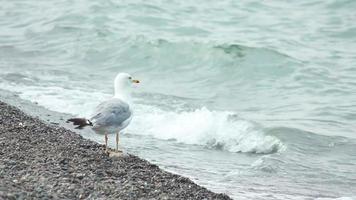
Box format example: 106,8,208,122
0,83,108,117
129,105,284,154
316,197,355,200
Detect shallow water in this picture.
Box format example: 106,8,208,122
1,0,356,199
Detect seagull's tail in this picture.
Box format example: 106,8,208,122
66,118,93,129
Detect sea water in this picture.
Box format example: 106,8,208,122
0,0,356,199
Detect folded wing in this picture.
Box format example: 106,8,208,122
90,98,132,129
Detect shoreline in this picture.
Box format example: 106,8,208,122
0,100,231,199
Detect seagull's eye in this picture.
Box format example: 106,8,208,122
128,77,132,80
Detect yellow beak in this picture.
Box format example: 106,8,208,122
132,79,140,84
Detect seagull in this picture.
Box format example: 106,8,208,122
67,72,139,153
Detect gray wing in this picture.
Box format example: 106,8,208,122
90,98,132,128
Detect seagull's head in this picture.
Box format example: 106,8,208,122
114,73,140,95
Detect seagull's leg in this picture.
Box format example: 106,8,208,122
105,133,108,153
116,131,120,152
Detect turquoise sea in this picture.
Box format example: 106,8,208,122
1,0,355,199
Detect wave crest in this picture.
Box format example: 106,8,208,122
130,106,284,154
